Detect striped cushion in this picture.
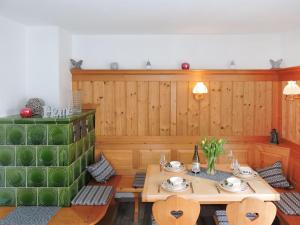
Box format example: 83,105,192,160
274,192,300,215
71,185,113,205
213,210,258,225
132,172,146,188
256,161,291,188
87,154,116,182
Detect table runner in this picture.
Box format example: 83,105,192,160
0,207,60,225
187,167,232,182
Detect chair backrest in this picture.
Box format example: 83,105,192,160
152,195,200,225
226,198,277,225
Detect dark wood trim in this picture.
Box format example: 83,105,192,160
276,66,300,81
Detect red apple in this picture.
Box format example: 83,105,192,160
20,107,33,118
181,62,190,70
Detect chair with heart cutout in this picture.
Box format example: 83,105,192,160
226,198,277,225
152,195,201,225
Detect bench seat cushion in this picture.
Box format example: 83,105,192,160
132,172,146,188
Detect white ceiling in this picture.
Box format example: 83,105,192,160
0,0,300,34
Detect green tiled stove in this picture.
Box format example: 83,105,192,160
0,110,95,207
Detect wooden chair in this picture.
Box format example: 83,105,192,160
226,198,277,225
152,195,200,225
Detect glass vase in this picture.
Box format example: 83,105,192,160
206,157,217,175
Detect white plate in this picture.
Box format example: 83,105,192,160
161,180,190,192
218,180,248,193
164,162,186,173
233,170,258,179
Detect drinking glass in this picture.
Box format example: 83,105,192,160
160,154,166,172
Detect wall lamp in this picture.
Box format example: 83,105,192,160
283,81,300,100
192,82,208,100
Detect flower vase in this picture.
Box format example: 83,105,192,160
206,157,217,175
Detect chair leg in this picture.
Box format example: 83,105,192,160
133,193,139,225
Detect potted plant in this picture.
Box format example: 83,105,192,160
200,137,225,175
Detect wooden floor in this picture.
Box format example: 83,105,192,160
99,199,281,225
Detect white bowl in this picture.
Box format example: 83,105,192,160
169,161,182,168
238,166,253,175
224,177,242,188
168,176,185,186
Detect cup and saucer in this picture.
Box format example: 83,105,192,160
233,166,257,179
164,161,186,172
218,176,248,192
161,176,189,192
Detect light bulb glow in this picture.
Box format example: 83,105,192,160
283,81,300,95
192,82,208,94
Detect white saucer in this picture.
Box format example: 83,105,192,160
218,180,248,193
233,169,258,179
161,180,189,192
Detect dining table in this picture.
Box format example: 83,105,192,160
142,164,280,204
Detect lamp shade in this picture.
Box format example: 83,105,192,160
192,82,208,94
283,81,300,95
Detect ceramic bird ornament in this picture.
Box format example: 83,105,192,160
70,59,83,69
269,59,283,69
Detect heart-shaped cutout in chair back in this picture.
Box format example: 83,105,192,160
245,212,259,221
170,210,183,219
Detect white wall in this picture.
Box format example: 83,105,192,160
26,26,72,107
0,16,26,116
281,32,300,67
72,34,282,69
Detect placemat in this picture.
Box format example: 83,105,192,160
0,207,60,225
71,185,113,205
274,192,300,215
187,167,232,182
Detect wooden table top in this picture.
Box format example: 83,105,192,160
142,164,280,203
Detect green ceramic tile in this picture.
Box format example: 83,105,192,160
48,167,68,187
0,146,15,166
69,143,76,163
87,147,94,166
48,125,70,145
38,188,58,206
37,146,57,166
0,125,5,145
58,187,70,207
89,130,95,148
6,125,25,145
0,188,16,206
16,146,36,166
70,179,78,200
58,146,69,166
76,139,83,158
78,172,86,190
17,188,37,206
83,137,89,153
68,164,74,186
13,119,36,124
27,167,47,187
27,125,47,145
0,168,5,187
80,155,86,172
6,167,26,187
74,159,81,179
68,124,74,144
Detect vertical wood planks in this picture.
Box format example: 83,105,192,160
265,82,273,133
126,81,138,136
220,81,233,135
170,81,177,136
254,82,266,135
148,82,160,135
115,81,126,136
243,82,255,135
93,81,105,136
188,82,200,135
210,82,221,136
103,81,115,135
138,81,149,136
82,81,93,104
232,82,244,135
199,82,210,136
160,82,171,136
176,82,188,135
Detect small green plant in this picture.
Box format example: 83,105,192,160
200,137,225,175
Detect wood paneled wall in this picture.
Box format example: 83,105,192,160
72,70,277,137
279,67,300,145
